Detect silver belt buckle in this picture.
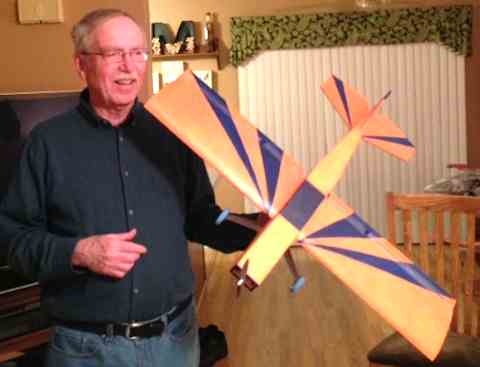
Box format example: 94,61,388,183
121,313,166,339
123,321,142,340
125,324,132,338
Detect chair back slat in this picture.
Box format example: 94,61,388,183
419,208,430,276
472,302,479,337
465,213,476,335
386,192,480,336
435,211,445,289
402,210,413,258
451,212,461,305
386,192,396,245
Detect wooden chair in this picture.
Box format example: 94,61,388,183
368,192,480,367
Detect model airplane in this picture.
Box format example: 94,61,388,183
145,71,455,361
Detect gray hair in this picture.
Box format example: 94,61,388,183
71,9,139,54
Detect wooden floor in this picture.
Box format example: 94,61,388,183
198,247,393,367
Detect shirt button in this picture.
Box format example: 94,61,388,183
133,288,139,294
128,209,134,216
124,170,129,177
119,135,124,142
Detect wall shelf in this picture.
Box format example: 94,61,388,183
152,50,220,69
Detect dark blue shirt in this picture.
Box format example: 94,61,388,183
0,90,255,323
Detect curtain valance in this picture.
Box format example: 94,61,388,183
230,5,472,66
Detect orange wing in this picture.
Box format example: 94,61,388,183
145,71,304,217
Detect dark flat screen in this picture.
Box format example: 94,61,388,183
0,92,79,271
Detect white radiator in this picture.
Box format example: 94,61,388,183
238,43,466,235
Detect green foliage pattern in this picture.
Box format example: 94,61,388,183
230,6,472,66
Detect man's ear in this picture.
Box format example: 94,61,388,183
74,55,87,82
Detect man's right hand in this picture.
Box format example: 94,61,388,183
71,228,147,278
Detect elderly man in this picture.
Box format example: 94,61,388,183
0,9,256,367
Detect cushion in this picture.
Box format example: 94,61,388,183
368,332,480,367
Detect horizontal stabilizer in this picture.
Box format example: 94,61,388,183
321,75,415,162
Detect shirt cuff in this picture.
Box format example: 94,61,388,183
50,237,85,281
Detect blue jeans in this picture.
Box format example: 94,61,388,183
45,301,199,367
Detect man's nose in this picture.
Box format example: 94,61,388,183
119,52,135,70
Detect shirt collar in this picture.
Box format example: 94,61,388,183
77,88,141,128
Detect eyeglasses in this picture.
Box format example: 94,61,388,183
81,49,149,64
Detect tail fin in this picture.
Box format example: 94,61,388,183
321,75,415,162
360,110,415,162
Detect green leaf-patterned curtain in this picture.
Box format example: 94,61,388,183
230,5,472,66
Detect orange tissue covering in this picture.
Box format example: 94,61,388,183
145,71,451,361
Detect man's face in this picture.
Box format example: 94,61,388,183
75,16,147,117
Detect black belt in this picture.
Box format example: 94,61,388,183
56,295,192,339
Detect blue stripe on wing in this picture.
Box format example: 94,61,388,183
315,245,449,297
194,74,264,208
307,213,380,239
258,130,283,212
364,135,415,148
333,75,352,127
